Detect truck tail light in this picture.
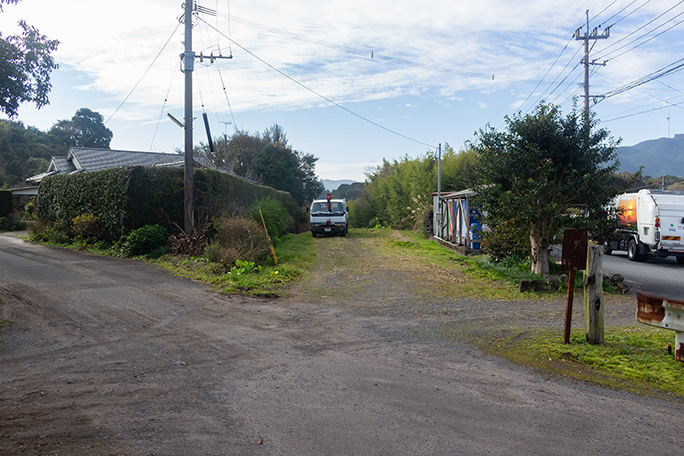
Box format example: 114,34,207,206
655,217,660,228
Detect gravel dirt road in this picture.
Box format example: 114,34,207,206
1,232,682,455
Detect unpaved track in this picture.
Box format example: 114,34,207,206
1,233,682,455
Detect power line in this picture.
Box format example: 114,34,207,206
195,4,493,80
197,17,437,150
603,98,684,122
104,21,182,125
601,0,650,29
602,56,684,99
595,0,684,60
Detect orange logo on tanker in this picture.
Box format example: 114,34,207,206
617,196,637,225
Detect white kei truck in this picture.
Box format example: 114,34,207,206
605,189,684,263
308,194,349,237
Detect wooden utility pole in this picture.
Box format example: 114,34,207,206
183,0,195,234
584,244,604,344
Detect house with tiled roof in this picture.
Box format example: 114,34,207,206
26,147,215,183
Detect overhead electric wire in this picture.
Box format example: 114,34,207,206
603,98,684,122
602,56,684,99
611,57,684,99
150,64,179,151
104,21,182,126
597,71,684,116
590,0,620,24
602,0,650,29
197,17,437,150
195,4,492,80
607,15,684,62
599,0,638,27
595,0,684,60
513,37,575,115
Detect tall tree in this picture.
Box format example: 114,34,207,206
196,123,324,205
48,108,113,149
0,119,61,186
0,0,59,117
472,103,620,275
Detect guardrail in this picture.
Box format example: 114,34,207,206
636,290,684,362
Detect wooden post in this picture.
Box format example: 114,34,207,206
561,228,588,344
584,244,604,344
564,268,576,344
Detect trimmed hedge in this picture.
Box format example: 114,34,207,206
36,166,306,241
0,190,13,217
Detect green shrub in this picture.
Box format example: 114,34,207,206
0,190,12,218
481,220,530,263
122,224,169,257
24,200,35,219
0,216,25,231
72,213,101,240
249,197,292,240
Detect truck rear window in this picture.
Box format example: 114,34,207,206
311,202,345,213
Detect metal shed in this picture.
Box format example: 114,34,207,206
433,189,482,254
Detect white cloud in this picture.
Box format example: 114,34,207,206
3,0,684,176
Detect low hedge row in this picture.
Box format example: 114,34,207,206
36,166,306,241
0,190,12,218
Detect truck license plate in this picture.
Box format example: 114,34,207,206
325,228,331,232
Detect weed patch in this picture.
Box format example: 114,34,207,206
431,325,684,399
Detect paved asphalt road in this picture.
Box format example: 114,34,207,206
602,250,684,299
1,234,684,455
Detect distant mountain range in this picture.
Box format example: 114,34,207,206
617,134,684,177
321,179,358,191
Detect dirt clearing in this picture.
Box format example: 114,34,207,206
1,233,681,455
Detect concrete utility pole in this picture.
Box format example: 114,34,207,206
180,2,232,234
575,10,610,126
183,0,195,235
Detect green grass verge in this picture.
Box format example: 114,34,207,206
430,324,684,399
153,232,316,297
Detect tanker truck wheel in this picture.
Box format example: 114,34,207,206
627,239,647,262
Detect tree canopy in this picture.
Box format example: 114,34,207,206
0,119,59,187
0,0,59,118
196,123,324,205
349,145,479,229
471,103,620,274
0,108,112,187
49,108,113,149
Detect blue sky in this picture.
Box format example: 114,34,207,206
2,0,684,181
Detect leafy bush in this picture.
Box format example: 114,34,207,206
121,224,168,257
231,259,262,275
249,197,292,240
0,190,12,218
0,216,26,232
481,220,530,263
24,200,35,219
72,213,101,240
34,220,71,244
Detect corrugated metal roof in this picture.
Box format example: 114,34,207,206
68,148,185,171
25,147,247,183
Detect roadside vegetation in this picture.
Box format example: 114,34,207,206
14,211,683,400
5,95,680,402
433,326,684,400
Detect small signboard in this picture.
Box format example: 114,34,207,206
561,228,588,271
